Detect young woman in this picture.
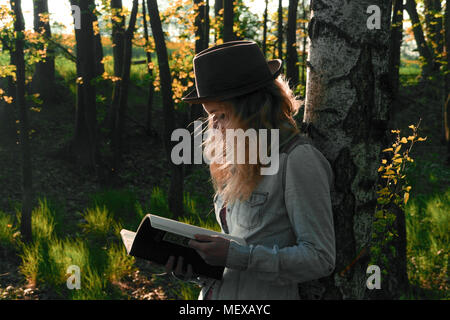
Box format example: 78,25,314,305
165,40,336,300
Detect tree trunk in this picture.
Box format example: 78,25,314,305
286,0,299,90
389,0,403,103
32,0,55,101
223,0,234,42
192,0,208,122
214,0,223,42
70,0,98,170
11,0,33,243
111,0,125,77
423,0,443,58
147,0,184,219
444,1,450,164
112,0,139,169
142,0,155,133
262,0,268,57
300,0,308,88
278,0,283,61
303,0,406,299
204,0,210,49
0,41,17,142
108,0,125,140
92,12,105,77
405,0,436,77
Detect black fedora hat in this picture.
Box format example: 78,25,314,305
182,40,282,103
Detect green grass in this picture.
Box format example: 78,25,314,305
399,59,421,86
80,205,121,240
89,188,142,231
0,210,18,252
171,281,202,300
16,196,135,299
403,150,450,298
9,186,218,300
405,190,449,297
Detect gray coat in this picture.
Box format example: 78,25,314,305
193,137,336,300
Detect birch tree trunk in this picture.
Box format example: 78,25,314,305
304,0,397,299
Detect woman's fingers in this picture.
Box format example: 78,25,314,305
166,256,193,280
174,256,184,276
194,234,215,242
186,264,193,280
165,255,175,274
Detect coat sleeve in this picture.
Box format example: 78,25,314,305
225,144,336,284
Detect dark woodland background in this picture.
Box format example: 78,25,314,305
0,0,448,300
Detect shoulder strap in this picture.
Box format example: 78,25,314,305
281,133,313,195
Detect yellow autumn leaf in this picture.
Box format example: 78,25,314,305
400,137,408,144
404,192,409,205
382,148,393,152
417,137,427,141
395,145,401,153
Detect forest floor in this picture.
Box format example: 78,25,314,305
0,67,448,300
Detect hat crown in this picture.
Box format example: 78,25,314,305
182,40,282,103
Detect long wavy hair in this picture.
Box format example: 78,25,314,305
201,75,301,205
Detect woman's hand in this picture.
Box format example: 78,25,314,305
188,234,230,267
165,256,193,281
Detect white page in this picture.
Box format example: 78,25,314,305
149,214,246,246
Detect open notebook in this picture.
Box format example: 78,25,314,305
120,214,246,280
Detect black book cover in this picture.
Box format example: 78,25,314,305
120,215,225,280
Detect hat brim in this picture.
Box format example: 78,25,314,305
182,59,283,104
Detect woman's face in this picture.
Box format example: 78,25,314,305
203,101,229,129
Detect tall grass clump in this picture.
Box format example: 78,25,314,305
18,198,133,299
171,282,201,300
105,243,136,283
80,205,120,241
148,187,171,218
31,198,56,242
0,211,18,252
90,188,140,230
179,192,220,232
406,190,449,296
